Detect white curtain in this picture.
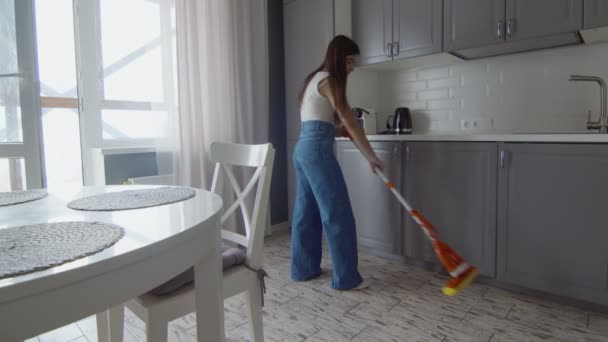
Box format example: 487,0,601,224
171,0,269,190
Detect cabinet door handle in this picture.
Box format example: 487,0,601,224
405,145,410,161
386,43,393,58
506,19,515,38
393,144,399,161
393,41,399,57
497,20,504,38
500,150,508,168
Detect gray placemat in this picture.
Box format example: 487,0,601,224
67,187,196,211
0,190,47,207
0,221,125,279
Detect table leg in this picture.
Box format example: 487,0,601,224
194,228,224,341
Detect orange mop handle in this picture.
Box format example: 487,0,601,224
345,134,477,295
374,170,438,241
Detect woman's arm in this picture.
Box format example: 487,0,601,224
320,79,384,172
335,117,348,137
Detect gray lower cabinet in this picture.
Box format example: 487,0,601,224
403,142,497,277
336,141,403,257
505,0,583,42
443,0,505,51
584,0,608,29
497,143,608,306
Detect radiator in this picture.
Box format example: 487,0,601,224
126,174,174,185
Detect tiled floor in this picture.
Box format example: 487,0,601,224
28,230,608,342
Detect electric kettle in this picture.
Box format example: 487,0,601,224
388,107,412,134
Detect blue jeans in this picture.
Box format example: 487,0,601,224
290,120,363,290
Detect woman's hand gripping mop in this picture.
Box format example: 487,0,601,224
374,170,478,296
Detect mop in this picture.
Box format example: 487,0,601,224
374,169,478,296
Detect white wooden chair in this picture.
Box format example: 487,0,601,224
96,142,275,342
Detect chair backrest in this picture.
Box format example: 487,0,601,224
209,142,275,269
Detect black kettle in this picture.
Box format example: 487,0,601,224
387,107,412,134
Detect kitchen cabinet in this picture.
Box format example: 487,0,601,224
443,0,505,51
393,0,443,59
497,143,608,306
505,0,583,42
336,141,403,257
403,142,497,277
287,139,297,224
352,0,442,66
584,0,608,29
283,0,334,143
283,0,334,227
444,0,582,54
352,0,392,65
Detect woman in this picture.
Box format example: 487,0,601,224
290,35,384,290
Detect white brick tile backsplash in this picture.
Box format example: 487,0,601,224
428,77,461,89
427,98,462,110
399,92,417,102
424,110,450,121
399,80,427,91
417,67,449,80
396,101,426,110
417,89,449,101
450,86,486,99
389,70,417,82
372,42,608,133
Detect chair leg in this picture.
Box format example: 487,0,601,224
97,306,125,342
245,285,264,342
146,314,169,342
109,305,125,342
96,311,109,342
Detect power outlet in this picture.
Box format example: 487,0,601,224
461,118,493,131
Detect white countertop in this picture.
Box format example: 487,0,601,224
337,132,608,143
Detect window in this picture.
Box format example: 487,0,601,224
95,0,177,144
35,0,83,190
31,0,176,188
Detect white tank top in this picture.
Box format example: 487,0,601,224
300,71,335,125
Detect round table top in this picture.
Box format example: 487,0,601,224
0,185,223,300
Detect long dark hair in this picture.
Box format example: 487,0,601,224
297,35,360,110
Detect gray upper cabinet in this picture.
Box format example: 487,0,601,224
336,141,403,257
352,0,393,65
443,0,505,51
584,0,608,29
505,0,583,41
393,0,442,59
283,0,334,141
497,144,608,306
353,0,442,66
403,142,497,277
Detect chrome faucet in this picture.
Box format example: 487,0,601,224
569,75,607,134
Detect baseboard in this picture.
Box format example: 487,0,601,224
269,221,290,235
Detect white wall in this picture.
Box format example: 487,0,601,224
349,42,608,133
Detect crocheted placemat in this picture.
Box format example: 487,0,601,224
67,187,196,211
0,221,125,279
0,190,47,207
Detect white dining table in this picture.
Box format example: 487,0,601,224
0,185,225,341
